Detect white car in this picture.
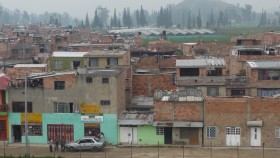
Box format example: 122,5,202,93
65,137,106,152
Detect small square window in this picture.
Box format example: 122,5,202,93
207,126,217,138
100,100,110,105
54,81,65,90
102,78,109,84
86,77,92,83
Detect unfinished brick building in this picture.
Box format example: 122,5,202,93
204,97,280,147
153,89,204,145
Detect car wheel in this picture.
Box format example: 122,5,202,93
91,147,96,152
70,146,75,152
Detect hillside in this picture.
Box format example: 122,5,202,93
170,0,246,26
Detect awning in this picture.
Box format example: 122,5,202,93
247,121,263,127
118,120,153,125
153,121,203,127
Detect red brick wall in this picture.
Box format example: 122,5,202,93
43,74,76,89
135,56,159,70
263,32,280,45
132,74,174,97
154,101,203,121
205,97,280,147
229,55,280,76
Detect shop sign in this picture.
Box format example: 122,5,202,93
81,104,100,114
81,115,103,123
21,113,42,123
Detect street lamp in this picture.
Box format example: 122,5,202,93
24,73,29,156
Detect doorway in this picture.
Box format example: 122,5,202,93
164,127,172,144
0,120,7,141
250,127,261,146
12,125,21,142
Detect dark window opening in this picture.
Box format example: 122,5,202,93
231,89,245,96
207,68,223,76
100,100,110,105
86,77,92,83
180,68,199,76
69,103,73,113
72,60,80,69
12,102,32,113
237,50,263,55
102,78,109,84
54,81,65,90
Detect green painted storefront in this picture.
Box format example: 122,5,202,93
137,125,164,145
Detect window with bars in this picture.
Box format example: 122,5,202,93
22,124,42,136
53,102,78,113
156,127,164,135
226,127,241,135
275,127,280,138
12,102,33,113
206,126,217,138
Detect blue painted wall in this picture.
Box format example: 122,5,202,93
8,113,118,145
100,114,118,145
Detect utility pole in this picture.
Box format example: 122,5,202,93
24,72,29,156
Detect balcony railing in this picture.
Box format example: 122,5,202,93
225,76,249,88
154,89,203,101
0,104,8,112
176,76,226,85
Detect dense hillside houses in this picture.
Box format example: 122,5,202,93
1,24,280,148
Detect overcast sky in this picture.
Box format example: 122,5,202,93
0,0,279,19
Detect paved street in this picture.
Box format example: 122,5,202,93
0,144,280,158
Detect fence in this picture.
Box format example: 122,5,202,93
1,141,279,158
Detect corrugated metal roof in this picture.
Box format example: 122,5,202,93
247,61,280,69
84,50,127,57
52,51,89,57
14,64,47,68
130,96,154,107
108,28,215,36
176,59,225,67
118,111,153,125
